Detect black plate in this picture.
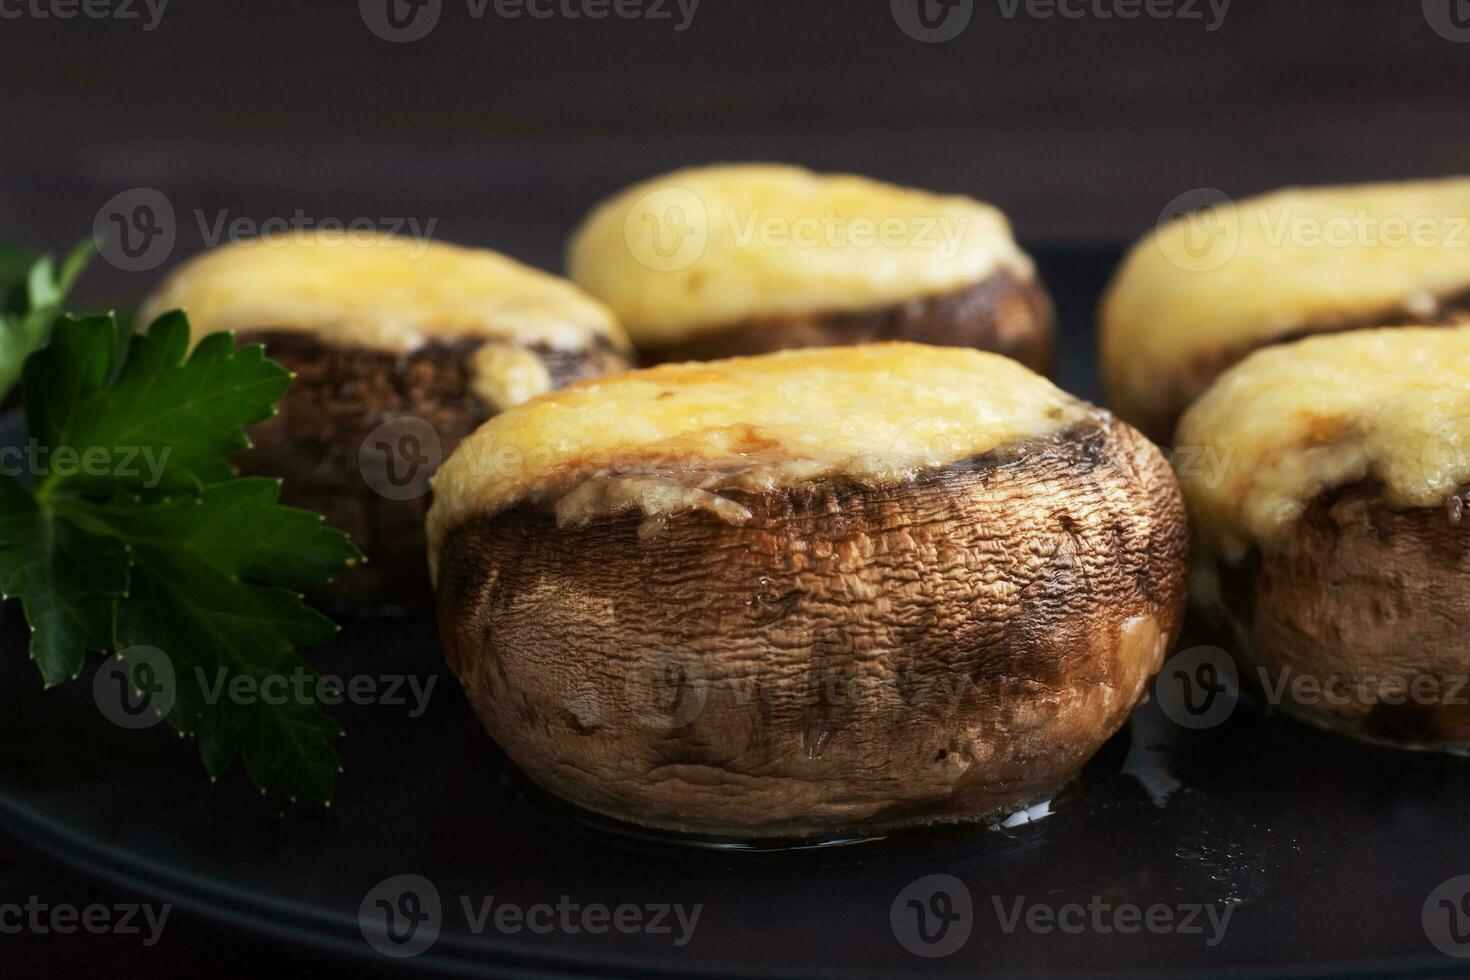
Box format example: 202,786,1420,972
2,248,1469,978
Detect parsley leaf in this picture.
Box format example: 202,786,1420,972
0,307,362,803
30,311,290,494
0,478,130,683
0,241,92,402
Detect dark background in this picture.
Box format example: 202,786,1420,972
2,1,1469,976
3,0,1470,292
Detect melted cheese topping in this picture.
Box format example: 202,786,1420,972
469,344,554,414
1103,178,1470,424
427,342,1091,576
1176,326,1470,561
567,163,1033,343
138,233,629,355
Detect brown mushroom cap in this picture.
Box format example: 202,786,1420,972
1178,326,1470,748
236,332,629,603
136,234,635,603
1214,483,1470,750
631,269,1054,374
432,344,1188,838
1102,178,1470,444
567,163,1053,369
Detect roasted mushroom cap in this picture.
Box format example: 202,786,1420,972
1102,178,1470,444
1177,326,1470,750
568,163,1055,373
430,344,1188,838
137,233,633,602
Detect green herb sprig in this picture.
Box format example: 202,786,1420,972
0,241,92,402
0,294,362,802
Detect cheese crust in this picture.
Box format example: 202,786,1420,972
567,164,1034,343
1103,178,1470,433
1176,326,1470,561
138,233,629,358
427,342,1092,573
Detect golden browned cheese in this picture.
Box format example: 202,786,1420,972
1176,325,1470,562
567,163,1035,344
137,233,631,412
427,342,1093,576
1103,178,1470,437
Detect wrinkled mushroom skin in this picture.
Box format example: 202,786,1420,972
638,271,1055,375
238,330,632,604
436,419,1188,839
1123,292,1470,447
1215,484,1470,750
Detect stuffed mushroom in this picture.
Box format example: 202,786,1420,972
1177,326,1470,750
137,233,634,602
1103,178,1470,444
429,343,1187,839
568,164,1055,371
